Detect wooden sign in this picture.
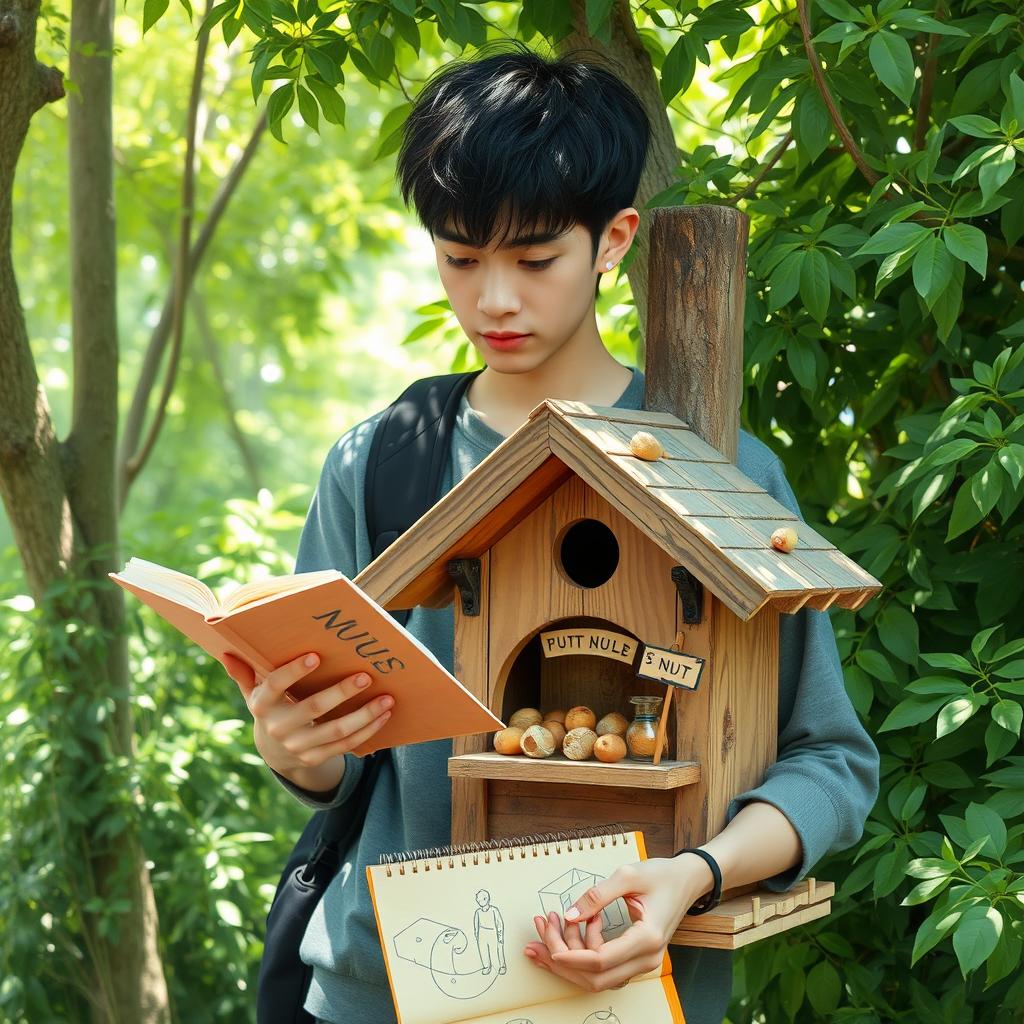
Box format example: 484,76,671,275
539,627,636,664
638,643,705,690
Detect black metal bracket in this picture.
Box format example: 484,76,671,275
448,558,482,616
671,566,704,625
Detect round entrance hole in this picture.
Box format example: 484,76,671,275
557,519,619,589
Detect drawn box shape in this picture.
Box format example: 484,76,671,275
394,917,455,970
539,868,627,933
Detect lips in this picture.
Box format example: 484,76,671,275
481,332,530,351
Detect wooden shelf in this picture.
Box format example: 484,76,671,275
448,752,701,790
670,879,834,949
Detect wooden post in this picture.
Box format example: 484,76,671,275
643,206,749,461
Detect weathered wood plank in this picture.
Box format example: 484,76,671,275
644,205,748,463
448,752,701,790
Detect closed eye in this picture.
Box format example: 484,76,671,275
444,255,556,270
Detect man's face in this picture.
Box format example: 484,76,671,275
432,217,609,375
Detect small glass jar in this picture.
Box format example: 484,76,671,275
626,694,664,762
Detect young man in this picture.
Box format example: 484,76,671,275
223,42,879,1024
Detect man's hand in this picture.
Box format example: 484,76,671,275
222,651,394,792
522,856,713,993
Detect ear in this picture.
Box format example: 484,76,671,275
601,207,640,267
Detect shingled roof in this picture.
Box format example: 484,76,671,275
353,399,882,620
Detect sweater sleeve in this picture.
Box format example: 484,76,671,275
268,431,371,812
723,457,880,892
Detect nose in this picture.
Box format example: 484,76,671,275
476,266,521,319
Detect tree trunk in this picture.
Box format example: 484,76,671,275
559,0,682,362
0,0,171,1018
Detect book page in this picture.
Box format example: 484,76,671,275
366,832,680,1024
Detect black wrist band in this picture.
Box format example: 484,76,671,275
676,847,722,915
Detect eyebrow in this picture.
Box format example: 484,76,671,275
434,227,569,249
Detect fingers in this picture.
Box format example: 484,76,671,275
297,705,393,762
247,652,323,718
550,920,657,972
279,671,377,733
287,692,395,754
564,864,640,924
222,652,257,698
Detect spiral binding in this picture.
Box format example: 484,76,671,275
380,824,630,877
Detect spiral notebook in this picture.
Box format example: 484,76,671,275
366,827,686,1024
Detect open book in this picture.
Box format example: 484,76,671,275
109,557,503,755
366,827,685,1024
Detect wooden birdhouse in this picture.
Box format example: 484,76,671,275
354,207,883,948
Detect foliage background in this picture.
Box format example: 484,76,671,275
2,0,1023,1021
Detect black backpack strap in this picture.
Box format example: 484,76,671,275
364,369,483,586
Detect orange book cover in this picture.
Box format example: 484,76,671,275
109,557,503,755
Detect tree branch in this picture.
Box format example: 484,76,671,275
190,289,263,493
119,17,209,503
914,33,939,150
729,130,793,202
34,60,64,109
117,105,268,505
797,0,880,185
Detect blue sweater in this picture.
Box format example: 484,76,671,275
271,365,880,1024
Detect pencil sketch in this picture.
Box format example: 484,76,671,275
582,1010,620,1023
538,868,629,936
392,891,507,1001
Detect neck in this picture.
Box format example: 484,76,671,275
470,315,633,427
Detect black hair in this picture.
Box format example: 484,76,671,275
396,40,650,281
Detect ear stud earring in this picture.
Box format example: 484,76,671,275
605,261,614,270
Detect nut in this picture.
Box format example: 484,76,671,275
565,706,597,731
596,712,628,738
629,431,664,461
594,734,627,763
770,527,798,553
541,709,566,726
563,727,598,761
542,720,567,748
509,707,543,730
520,724,556,758
494,727,524,755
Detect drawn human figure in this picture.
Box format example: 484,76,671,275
473,889,506,975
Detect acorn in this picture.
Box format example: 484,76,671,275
565,705,597,731
594,734,627,763
542,720,567,748
563,727,598,761
629,431,664,461
509,707,543,730
494,727,524,755
520,724,556,758
770,527,798,553
596,712,628,738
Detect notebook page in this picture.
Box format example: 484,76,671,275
366,832,676,1024
457,975,684,1024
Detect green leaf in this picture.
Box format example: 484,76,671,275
879,694,950,732
856,648,898,683
794,88,831,164
912,906,962,965
143,0,170,33
996,446,1024,489
799,248,830,322
305,77,345,126
965,801,1007,857
787,337,818,391
922,652,975,673
806,960,841,1016
970,462,1004,518
660,37,695,103
912,234,954,310
768,251,804,309
878,604,920,664
1008,71,1024,127
375,102,413,160
946,478,988,541
992,699,1023,737
936,696,981,737
266,83,295,144
953,906,1003,976
853,221,927,257
869,30,915,104
948,114,1003,138
585,0,615,35
296,83,319,132
979,145,1017,202
942,224,988,279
